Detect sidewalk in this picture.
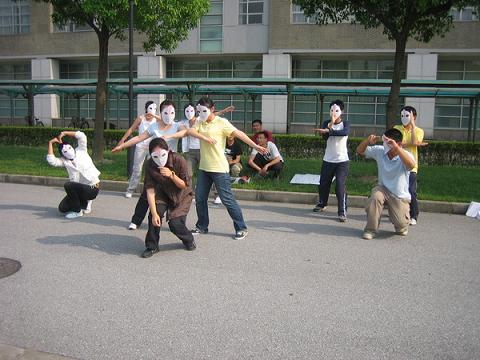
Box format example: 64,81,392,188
0,173,469,215
0,344,77,360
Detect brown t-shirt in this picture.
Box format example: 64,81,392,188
144,151,193,220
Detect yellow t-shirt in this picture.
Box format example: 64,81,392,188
194,116,237,173
393,124,424,173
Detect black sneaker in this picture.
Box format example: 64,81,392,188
185,241,197,251
234,229,248,240
338,215,347,223
312,204,327,212
191,227,208,235
141,248,159,258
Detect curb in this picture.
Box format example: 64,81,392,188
0,173,469,215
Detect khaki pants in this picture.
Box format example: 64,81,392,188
365,185,410,233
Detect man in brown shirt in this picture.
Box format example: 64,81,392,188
142,137,196,258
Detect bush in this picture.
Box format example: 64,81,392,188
0,126,479,166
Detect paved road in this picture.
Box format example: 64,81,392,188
0,183,479,360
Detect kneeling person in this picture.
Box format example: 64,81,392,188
143,138,196,258
46,131,100,219
248,131,284,178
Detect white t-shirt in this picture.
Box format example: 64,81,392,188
180,119,200,152
251,141,283,162
323,121,349,163
136,115,156,149
147,121,181,152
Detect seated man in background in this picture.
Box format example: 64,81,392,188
356,128,416,240
248,131,284,179
251,119,274,144
225,135,243,177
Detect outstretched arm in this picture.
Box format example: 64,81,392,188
146,187,161,227
112,130,151,152
232,129,267,154
117,116,142,145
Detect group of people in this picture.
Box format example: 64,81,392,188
46,96,426,258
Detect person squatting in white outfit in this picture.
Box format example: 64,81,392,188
117,101,158,198
46,131,101,219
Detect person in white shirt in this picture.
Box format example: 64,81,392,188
117,101,157,198
356,128,416,240
248,131,284,178
313,100,350,222
46,131,100,219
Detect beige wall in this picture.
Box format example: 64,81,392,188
269,0,480,52
0,2,145,59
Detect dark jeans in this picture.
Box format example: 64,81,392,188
145,202,195,250
58,181,99,213
409,172,419,220
195,170,247,232
131,188,149,226
317,160,349,216
252,153,284,178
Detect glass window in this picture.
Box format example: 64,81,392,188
0,0,29,34
54,20,91,32
239,0,263,25
200,0,223,53
450,6,479,21
291,4,316,24
0,62,30,120
435,97,472,129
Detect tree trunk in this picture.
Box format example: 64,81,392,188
93,31,109,162
386,36,407,129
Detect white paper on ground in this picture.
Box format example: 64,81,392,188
290,174,336,185
465,201,480,220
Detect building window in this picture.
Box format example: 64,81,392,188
200,0,223,53
239,0,264,25
437,59,480,81
54,20,91,33
167,59,262,78
59,60,137,121
0,62,30,121
0,0,29,35
291,4,316,24
434,98,472,129
450,6,478,21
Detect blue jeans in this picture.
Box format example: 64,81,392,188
195,170,247,232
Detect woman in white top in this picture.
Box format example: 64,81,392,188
117,101,157,198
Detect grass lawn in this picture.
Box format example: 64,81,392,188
0,145,479,203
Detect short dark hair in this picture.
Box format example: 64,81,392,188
197,97,215,109
329,99,345,111
149,137,169,154
256,131,268,138
252,119,262,125
184,103,195,111
159,99,176,111
401,105,417,117
384,128,403,143
144,101,155,113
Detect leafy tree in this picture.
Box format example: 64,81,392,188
38,0,210,161
293,0,477,128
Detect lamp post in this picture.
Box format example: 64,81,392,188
127,0,134,178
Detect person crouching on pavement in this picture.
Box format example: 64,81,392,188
142,137,196,258
46,131,100,219
356,128,416,240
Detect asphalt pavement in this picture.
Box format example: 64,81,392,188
0,182,479,360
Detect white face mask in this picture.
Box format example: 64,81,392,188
330,104,342,120
382,135,391,154
197,105,211,122
61,144,76,160
146,103,157,116
151,149,169,168
161,105,175,125
401,110,412,126
184,106,195,121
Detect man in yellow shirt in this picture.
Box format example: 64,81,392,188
165,97,266,240
394,106,428,225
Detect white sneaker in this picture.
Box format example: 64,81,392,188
84,200,92,214
125,192,133,198
128,223,137,230
65,210,83,219
214,196,222,205
410,218,417,226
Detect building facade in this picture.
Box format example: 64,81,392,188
0,0,479,139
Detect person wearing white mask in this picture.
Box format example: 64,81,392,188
140,137,196,258
313,99,350,222
117,101,158,198
112,99,212,230
46,131,100,219
356,128,416,240
394,106,428,226
164,97,266,241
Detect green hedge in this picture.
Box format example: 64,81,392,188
1,126,479,166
